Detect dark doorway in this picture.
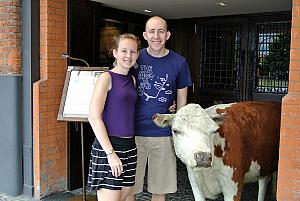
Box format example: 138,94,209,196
68,1,291,190
68,0,148,190
169,13,291,107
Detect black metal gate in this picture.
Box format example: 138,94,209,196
196,22,243,107
250,21,290,101
170,13,291,107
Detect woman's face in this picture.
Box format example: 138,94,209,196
113,38,139,70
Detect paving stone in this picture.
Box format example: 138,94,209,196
0,160,276,201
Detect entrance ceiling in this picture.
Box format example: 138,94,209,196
92,0,291,19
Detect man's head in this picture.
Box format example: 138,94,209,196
143,16,171,55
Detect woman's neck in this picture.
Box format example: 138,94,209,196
111,67,129,75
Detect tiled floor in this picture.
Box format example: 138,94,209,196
41,160,194,201
0,160,276,201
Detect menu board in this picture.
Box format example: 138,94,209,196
57,66,109,122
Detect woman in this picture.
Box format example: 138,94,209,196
87,33,140,201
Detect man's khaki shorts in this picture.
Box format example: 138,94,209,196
133,136,177,194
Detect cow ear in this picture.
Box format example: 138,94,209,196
152,113,175,128
205,103,233,125
211,114,226,126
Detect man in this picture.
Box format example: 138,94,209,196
127,16,192,201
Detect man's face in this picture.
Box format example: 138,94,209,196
143,17,171,52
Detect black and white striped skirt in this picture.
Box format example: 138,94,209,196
87,136,137,191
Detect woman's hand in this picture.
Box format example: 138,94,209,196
107,153,123,177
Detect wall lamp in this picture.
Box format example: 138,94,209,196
60,53,90,67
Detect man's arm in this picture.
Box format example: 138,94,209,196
176,87,188,111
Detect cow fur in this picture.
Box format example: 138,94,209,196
152,101,281,201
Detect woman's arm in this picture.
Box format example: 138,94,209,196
88,72,123,177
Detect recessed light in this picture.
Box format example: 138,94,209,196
216,2,227,6
143,9,152,13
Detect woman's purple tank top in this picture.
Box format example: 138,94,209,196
102,71,137,138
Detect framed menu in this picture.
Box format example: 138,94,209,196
57,66,109,122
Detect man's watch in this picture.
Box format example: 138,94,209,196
106,149,114,156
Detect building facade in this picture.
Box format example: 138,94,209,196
0,0,299,200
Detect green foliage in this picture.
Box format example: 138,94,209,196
262,33,290,78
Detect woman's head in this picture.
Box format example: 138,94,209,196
111,33,141,70
111,33,141,51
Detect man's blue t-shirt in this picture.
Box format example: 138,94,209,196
132,48,192,137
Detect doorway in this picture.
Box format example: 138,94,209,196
170,13,291,107
68,1,148,190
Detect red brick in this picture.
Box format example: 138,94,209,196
288,80,300,92
291,35,300,49
31,0,68,197
0,0,21,74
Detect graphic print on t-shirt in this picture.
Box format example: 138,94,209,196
137,65,172,102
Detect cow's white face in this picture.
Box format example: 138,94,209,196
153,104,220,169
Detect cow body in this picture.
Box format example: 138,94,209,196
152,101,281,201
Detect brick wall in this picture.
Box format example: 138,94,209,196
33,0,68,197
0,0,21,75
277,0,300,200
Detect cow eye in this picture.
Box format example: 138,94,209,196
172,129,181,135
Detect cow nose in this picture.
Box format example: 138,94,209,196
194,152,212,168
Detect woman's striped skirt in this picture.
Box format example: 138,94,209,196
87,137,137,191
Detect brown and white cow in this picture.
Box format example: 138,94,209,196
152,101,281,201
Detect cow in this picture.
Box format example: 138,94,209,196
152,101,281,201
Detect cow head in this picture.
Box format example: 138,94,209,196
153,104,221,169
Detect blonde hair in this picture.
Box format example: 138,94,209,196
110,33,141,54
